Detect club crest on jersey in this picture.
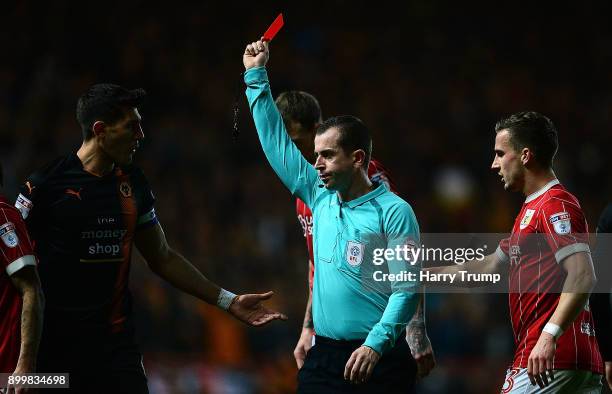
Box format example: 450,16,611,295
549,212,571,235
346,241,365,266
520,209,535,230
0,222,19,248
119,182,132,198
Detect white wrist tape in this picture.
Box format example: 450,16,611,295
217,289,237,310
543,322,563,339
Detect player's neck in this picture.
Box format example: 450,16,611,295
77,141,115,177
338,172,373,202
522,168,557,198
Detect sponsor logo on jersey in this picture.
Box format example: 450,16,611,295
15,193,33,219
25,181,36,195
549,212,571,235
120,182,132,198
580,321,595,336
519,209,535,229
510,245,521,265
346,240,365,266
65,188,83,200
297,214,313,237
0,222,19,248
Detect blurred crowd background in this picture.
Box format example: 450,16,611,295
1,1,611,393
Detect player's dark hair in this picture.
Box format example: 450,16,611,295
275,91,322,133
76,83,146,140
317,115,372,169
0,162,3,187
495,111,558,168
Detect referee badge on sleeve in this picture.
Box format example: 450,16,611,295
0,222,19,248
346,241,365,266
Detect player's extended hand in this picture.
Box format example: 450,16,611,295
228,291,288,326
344,346,380,384
406,323,436,379
243,39,269,70
294,327,314,369
605,361,612,390
527,332,556,388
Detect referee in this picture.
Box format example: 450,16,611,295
244,40,422,393
15,84,287,393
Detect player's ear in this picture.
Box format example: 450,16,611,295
521,148,532,165
353,149,366,168
92,121,106,138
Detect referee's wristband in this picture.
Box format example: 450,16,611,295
543,322,563,340
217,289,237,311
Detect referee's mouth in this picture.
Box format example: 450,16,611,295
319,173,333,187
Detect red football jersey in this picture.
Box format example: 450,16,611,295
296,158,397,291
0,195,37,372
496,180,603,373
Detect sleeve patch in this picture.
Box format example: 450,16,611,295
0,222,19,248
549,212,571,234
15,194,33,219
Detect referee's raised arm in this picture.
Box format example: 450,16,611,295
243,39,319,206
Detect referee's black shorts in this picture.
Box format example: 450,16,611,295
297,335,417,394
37,322,148,394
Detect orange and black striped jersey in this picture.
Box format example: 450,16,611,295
15,153,157,334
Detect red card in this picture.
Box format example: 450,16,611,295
262,13,284,42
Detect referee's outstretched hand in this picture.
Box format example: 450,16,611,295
243,39,269,71
228,291,288,327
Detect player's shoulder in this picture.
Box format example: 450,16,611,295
540,184,582,211
0,196,24,224
22,154,75,191
368,157,392,182
378,189,416,218
119,163,147,178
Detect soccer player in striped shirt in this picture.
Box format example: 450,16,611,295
0,162,44,389
427,112,603,393
275,91,434,380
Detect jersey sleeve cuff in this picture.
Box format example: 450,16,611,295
136,208,159,231
244,67,268,84
555,243,590,263
495,245,509,263
6,255,37,276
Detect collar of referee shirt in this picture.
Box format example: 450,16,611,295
340,181,387,209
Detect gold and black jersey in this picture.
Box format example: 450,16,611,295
16,153,157,334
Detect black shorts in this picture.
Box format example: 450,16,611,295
37,325,148,394
297,335,417,394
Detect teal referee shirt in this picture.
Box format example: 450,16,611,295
245,67,420,355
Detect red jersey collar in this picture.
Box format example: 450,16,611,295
525,179,560,203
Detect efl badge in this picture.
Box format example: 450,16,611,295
549,212,571,235
346,241,365,266
15,193,33,219
520,209,535,230
119,182,132,198
0,222,19,248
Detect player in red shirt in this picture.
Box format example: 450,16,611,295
275,91,435,381
0,163,44,388
427,112,603,392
